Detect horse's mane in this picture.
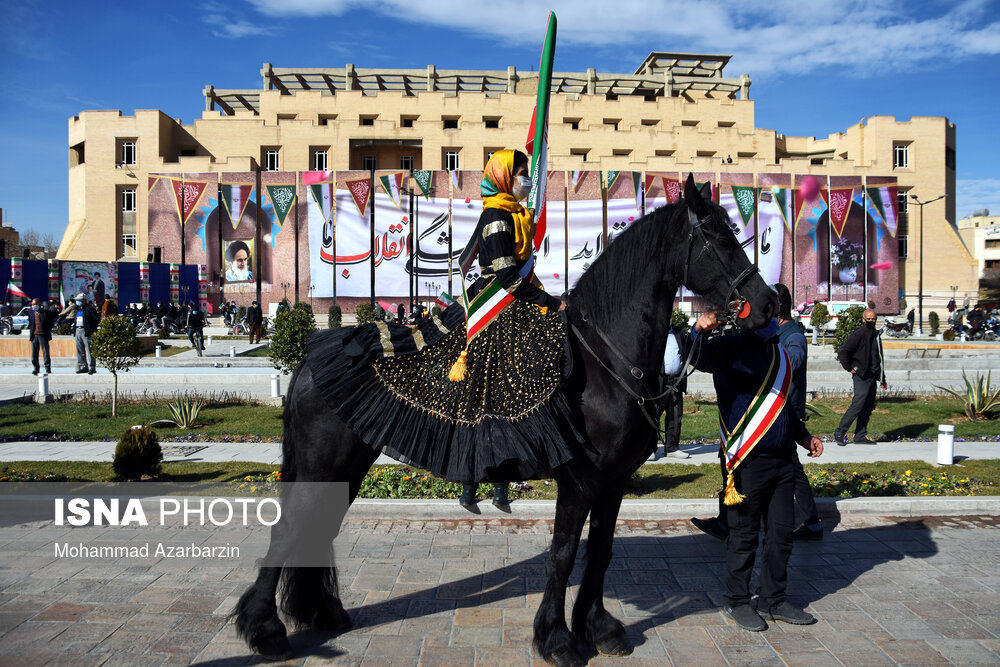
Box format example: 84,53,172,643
568,203,683,325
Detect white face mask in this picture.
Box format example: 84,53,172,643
512,175,531,200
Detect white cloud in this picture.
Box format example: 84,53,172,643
957,179,1000,220
202,7,270,39
240,0,1000,77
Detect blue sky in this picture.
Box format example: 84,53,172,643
1,0,998,242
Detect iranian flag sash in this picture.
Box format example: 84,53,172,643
718,345,790,503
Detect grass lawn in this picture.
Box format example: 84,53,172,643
1,395,999,443
3,459,997,499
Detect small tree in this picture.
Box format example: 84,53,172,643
810,303,832,339
90,315,142,417
670,309,691,331
833,305,865,352
355,302,376,325
269,301,316,374
928,311,940,336
328,303,342,328
113,425,162,480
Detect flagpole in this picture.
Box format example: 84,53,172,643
369,168,376,306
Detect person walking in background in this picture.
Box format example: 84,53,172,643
186,300,205,357
28,298,54,375
91,272,106,308
246,300,263,343
72,293,100,375
101,297,116,320
660,323,691,459
834,309,887,446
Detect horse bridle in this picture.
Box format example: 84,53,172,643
569,202,759,436
683,208,759,326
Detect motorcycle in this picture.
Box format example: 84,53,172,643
883,319,911,338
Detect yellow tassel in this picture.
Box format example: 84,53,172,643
448,350,468,382
722,472,745,506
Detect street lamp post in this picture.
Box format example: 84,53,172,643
308,284,315,310
279,282,290,302
911,193,946,336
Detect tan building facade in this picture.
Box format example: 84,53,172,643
958,214,1000,294
59,53,973,318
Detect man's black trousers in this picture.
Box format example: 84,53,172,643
836,374,878,439
724,453,795,608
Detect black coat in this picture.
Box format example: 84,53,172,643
28,309,55,342
837,325,886,383
246,305,261,326
77,305,100,337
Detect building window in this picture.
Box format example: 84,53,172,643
613,149,632,157
360,116,376,126
312,148,328,172
444,150,460,171
893,143,909,169
946,147,956,170
400,156,414,172
986,259,1000,270
985,239,1000,249
571,149,588,162
122,234,137,258
400,115,416,128
319,114,337,126
443,117,459,130
898,235,908,259
483,117,500,129
603,119,620,131
263,148,280,171
119,140,136,166
564,118,580,130
70,141,85,166
362,155,376,172
654,149,674,157
121,188,136,212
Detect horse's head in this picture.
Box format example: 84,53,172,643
679,174,775,329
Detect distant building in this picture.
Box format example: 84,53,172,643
59,53,973,317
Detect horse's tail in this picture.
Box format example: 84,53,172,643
279,360,305,483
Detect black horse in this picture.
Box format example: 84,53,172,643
234,175,775,665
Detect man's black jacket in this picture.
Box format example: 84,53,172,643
837,325,886,383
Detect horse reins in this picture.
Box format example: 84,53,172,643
569,204,758,438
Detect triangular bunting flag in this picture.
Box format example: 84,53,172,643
378,172,404,209
631,172,643,210
310,183,334,220
866,187,886,223
881,186,898,237
412,170,433,199
450,170,459,188
605,170,620,190
265,185,296,228
769,187,792,232
732,185,758,229
148,176,160,193
828,187,855,238
644,173,660,195
664,179,680,204
571,170,584,191
170,179,209,226
221,184,253,230
345,176,371,217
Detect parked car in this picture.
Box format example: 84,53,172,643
6,306,31,334
799,300,868,334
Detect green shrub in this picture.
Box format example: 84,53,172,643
157,328,171,340
355,302,376,325
899,297,907,312
56,322,73,336
151,395,205,429
833,305,865,352
328,304,342,328
671,309,691,331
928,311,940,335
269,301,316,374
943,329,956,341
810,303,832,334
936,370,1000,421
90,315,142,417
113,425,162,481
431,306,442,318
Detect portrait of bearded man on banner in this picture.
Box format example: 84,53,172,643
225,239,254,283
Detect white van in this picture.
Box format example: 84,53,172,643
799,301,868,334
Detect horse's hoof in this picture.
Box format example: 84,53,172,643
596,635,634,656
546,647,587,667
257,634,294,661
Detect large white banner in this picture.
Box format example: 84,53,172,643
566,198,604,291
535,201,567,298
607,197,642,246
756,188,790,286
450,195,482,298
412,197,453,301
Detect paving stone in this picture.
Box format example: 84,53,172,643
875,639,950,664
418,644,475,666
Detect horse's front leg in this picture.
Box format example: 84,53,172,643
533,477,593,667
571,479,631,656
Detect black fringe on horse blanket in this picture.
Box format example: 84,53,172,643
305,302,582,482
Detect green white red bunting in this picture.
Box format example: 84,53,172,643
169,178,209,227
721,346,790,472
265,185,296,228
605,170,620,190
221,184,254,230
378,172,404,209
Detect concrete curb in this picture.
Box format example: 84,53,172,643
347,496,1000,520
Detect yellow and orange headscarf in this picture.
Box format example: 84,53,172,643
480,150,535,261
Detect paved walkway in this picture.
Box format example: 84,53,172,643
0,514,998,665
0,438,994,467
